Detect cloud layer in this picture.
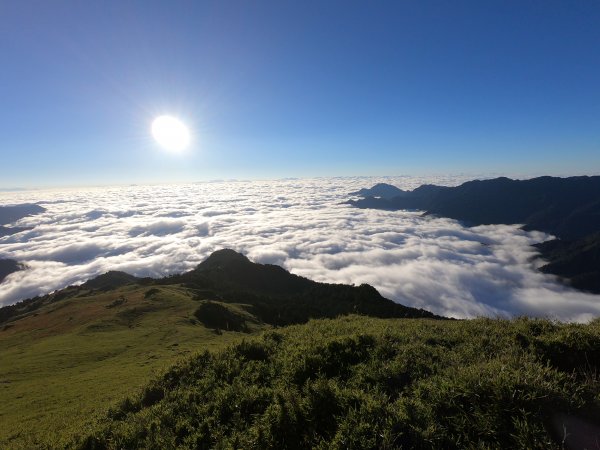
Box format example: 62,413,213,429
1,176,599,322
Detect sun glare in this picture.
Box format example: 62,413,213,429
151,115,191,152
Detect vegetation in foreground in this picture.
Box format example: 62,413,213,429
0,284,259,449
76,315,600,449
0,249,436,448
3,249,600,449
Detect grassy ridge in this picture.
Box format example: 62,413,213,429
0,249,438,449
75,316,600,449
0,285,260,449
3,251,599,448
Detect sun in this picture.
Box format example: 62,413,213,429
151,115,191,152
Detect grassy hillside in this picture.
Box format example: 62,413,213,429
166,249,438,325
1,249,437,328
0,249,437,448
75,316,600,450
0,284,262,449
3,250,599,448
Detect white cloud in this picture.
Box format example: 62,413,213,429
1,176,599,322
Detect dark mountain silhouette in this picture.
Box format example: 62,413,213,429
535,233,600,294
80,271,140,291
0,225,32,237
0,203,45,225
348,176,600,294
348,176,600,240
0,204,45,236
0,259,23,283
163,249,439,325
0,249,440,327
349,182,408,199
177,248,314,296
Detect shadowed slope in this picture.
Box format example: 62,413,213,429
1,249,438,329
81,271,140,291
536,232,600,294
185,248,314,295
165,249,439,325
0,259,23,283
349,182,408,199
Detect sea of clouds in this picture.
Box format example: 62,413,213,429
1,176,599,322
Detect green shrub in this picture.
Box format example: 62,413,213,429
193,301,249,332
73,316,600,449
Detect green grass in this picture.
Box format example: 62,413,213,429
3,273,600,449
74,316,600,449
0,285,263,449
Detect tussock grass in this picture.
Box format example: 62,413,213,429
74,316,600,449
0,285,257,449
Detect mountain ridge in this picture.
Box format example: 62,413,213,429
349,182,408,199
0,249,440,327
348,176,600,240
1,255,599,448
535,232,600,294
348,176,600,294
0,203,45,236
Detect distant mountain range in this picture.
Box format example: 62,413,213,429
349,182,408,199
348,176,600,294
0,203,45,236
0,249,439,327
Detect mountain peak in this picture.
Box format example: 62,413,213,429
197,249,251,269
349,183,407,199
81,271,139,291
0,203,46,226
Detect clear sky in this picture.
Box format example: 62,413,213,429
1,1,599,187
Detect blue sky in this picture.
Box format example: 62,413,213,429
1,1,599,187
